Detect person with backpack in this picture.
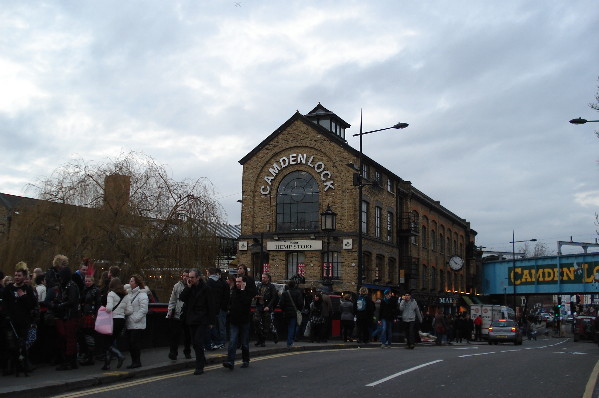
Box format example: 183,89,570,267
355,287,375,346
339,294,355,342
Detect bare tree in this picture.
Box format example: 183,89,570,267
521,241,551,258
1,151,225,294
591,76,599,137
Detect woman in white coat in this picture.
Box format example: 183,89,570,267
103,278,133,370
125,274,149,369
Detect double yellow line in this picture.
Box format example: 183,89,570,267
51,349,357,397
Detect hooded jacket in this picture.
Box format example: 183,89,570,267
125,285,149,330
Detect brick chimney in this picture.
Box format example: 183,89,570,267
104,174,131,212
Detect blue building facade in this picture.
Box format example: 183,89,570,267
483,253,599,295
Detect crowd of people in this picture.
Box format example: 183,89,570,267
0,256,154,375
2,259,482,377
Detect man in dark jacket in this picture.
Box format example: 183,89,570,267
179,269,216,375
222,276,253,370
2,269,38,375
254,273,279,347
278,280,304,348
206,267,228,350
51,267,80,370
378,289,398,348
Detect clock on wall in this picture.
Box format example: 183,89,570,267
449,256,464,271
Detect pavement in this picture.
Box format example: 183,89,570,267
0,333,590,398
0,339,367,398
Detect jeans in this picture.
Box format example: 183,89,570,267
211,310,227,346
227,323,250,365
380,319,393,345
286,316,297,346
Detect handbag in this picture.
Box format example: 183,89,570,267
95,295,124,335
287,290,302,325
94,307,113,335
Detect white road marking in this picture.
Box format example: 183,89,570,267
366,360,443,387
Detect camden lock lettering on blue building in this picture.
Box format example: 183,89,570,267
482,253,599,295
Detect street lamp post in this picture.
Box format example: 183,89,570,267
569,118,599,125
510,231,536,313
352,111,409,292
321,204,337,290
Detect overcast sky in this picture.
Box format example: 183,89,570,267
1,1,598,256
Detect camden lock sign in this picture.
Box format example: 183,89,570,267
509,262,599,286
260,153,334,195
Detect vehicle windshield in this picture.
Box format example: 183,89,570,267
491,320,516,327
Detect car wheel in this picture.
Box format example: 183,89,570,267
494,341,498,345
488,340,492,345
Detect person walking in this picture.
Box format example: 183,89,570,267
474,315,483,341
125,274,149,369
432,310,448,345
179,269,216,375
79,275,101,366
222,275,253,370
399,292,422,349
166,269,191,360
378,289,397,348
278,279,304,348
101,278,132,370
206,267,228,350
339,294,355,342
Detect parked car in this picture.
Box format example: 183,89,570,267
572,316,597,342
488,319,523,345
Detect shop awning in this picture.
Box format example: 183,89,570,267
361,283,393,291
461,295,475,306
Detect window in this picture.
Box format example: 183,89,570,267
286,252,305,279
375,255,384,281
439,233,445,253
387,258,396,284
361,200,369,234
276,171,319,232
422,265,428,290
363,252,372,283
387,211,393,242
375,206,382,238
440,269,445,291
361,163,369,180
410,211,419,246
421,226,427,248
375,170,382,186
431,229,436,251
322,251,341,279
431,267,436,291
387,178,393,193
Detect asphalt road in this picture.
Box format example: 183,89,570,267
51,339,599,398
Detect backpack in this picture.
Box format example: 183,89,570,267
356,296,366,312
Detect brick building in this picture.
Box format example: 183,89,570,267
237,104,478,311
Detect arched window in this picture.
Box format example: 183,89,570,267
276,171,319,232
